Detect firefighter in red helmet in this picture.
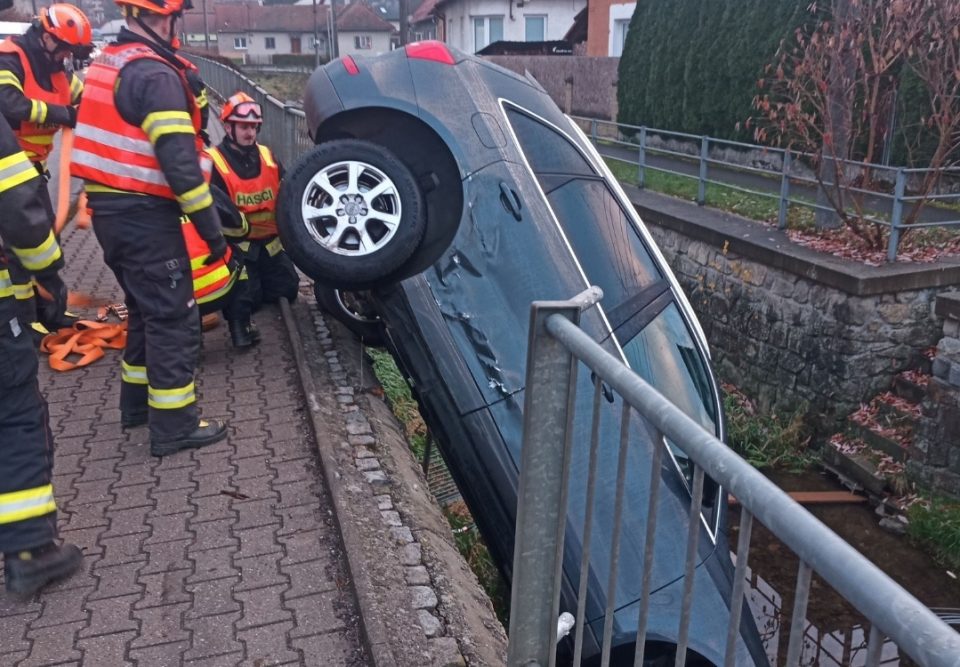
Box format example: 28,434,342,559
72,0,229,457
0,3,93,339
209,91,299,348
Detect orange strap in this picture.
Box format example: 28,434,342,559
40,319,127,371
54,127,73,234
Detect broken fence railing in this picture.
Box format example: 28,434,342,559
508,286,960,667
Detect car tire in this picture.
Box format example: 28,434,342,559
278,139,426,291
314,285,386,346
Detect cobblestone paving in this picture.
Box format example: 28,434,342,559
0,225,369,666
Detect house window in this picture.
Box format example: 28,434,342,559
233,36,247,50
354,35,373,49
524,15,546,42
265,36,276,50
612,19,630,57
472,16,503,52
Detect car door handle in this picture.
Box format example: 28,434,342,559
499,182,522,221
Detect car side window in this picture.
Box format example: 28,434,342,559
505,108,597,177
546,179,662,306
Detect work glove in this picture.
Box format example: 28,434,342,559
64,105,78,128
203,235,229,266
36,273,68,326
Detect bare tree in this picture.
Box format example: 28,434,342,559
752,0,960,251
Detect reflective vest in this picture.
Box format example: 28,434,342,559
71,43,210,199
181,217,237,307
0,39,71,163
208,144,280,240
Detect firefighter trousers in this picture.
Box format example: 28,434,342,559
0,292,58,553
240,238,299,310
91,206,201,443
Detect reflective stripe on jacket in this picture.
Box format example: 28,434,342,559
207,144,280,240
0,39,71,163
71,43,210,200
181,217,237,305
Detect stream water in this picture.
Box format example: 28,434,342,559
733,470,960,666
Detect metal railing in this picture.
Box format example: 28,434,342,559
508,286,960,667
572,117,960,262
184,54,313,169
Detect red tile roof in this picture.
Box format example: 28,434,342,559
213,2,331,33
335,1,395,32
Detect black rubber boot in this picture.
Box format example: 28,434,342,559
228,319,255,348
247,320,261,344
4,543,83,595
150,419,228,457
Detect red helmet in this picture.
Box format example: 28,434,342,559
221,92,263,125
114,0,191,17
39,4,93,47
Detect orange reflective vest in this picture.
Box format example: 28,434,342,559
0,39,71,163
182,217,237,307
207,144,280,240
71,42,210,199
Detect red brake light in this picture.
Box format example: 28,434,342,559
405,40,455,65
342,56,359,75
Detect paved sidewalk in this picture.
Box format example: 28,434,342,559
0,224,369,666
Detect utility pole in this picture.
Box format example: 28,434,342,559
330,0,339,58
312,0,319,67
398,0,408,46
202,0,210,51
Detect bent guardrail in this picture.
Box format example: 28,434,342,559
509,286,960,667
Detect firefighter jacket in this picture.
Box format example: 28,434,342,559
208,139,281,241
0,30,82,163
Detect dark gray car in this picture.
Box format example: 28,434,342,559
277,42,766,666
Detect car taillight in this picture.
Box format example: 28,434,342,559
342,56,359,75
405,40,455,65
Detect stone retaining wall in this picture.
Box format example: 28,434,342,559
912,294,960,495
630,189,960,430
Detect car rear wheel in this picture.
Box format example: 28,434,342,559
314,285,386,346
278,139,426,290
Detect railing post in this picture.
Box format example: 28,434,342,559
590,118,598,145
284,105,299,168
697,136,708,205
778,151,792,229
637,126,647,189
507,300,584,667
887,168,906,262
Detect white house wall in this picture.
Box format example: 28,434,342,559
442,0,586,53
338,31,393,57
218,31,329,60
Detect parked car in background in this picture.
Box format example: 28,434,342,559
277,41,767,666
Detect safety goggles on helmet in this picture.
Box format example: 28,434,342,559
229,101,262,123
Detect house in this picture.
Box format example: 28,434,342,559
334,1,395,57
412,0,586,54
182,8,218,50
409,0,439,42
586,0,634,56
213,1,332,64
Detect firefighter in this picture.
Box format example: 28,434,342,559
0,109,81,593
72,0,228,457
209,92,299,347
0,4,92,338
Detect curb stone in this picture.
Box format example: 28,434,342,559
280,294,507,666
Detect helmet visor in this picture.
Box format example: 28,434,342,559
230,101,262,122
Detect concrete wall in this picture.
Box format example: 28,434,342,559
442,0,586,53
483,55,619,119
